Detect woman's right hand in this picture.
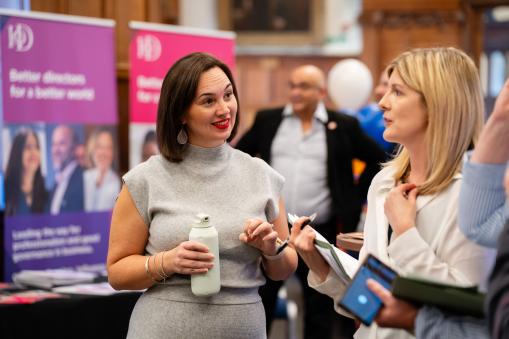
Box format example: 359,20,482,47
164,241,215,275
289,216,330,282
384,182,418,236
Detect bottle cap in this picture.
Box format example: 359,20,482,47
193,213,210,228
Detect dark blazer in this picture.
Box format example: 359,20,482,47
236,107,386,233
49,165,84,214
487,219,509,339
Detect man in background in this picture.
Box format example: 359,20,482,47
49,124,84,214
237,65,385,338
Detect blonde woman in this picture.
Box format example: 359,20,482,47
83,127,120,211
290,47,493,339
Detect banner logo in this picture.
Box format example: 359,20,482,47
136,34,161,62
7,23,34,52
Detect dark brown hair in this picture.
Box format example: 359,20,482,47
156,52,240,162
5,128,48,215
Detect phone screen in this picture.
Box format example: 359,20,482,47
339,254,397,325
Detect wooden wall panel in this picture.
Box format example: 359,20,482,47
24,0,487,172
360,2,473,84
67,0,104,17
105,0,147,68
463,3,484,64
104,0,147,174
116,78,130,173
376,23,462,70
30,0,67,13
146,0,179,24
364,0,461,12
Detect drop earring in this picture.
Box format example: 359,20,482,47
177,127,188,145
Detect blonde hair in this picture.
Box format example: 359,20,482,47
85,127,116,170
385,47,484,195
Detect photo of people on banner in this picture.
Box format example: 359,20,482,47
3,123,120,216
129,123,159,167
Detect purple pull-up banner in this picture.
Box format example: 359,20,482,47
0,9,118,281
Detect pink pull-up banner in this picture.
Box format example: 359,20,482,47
128,22,236,167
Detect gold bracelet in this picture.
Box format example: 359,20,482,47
152,254,164,282
144,255,159,282
144,256,150,275
158,252,169,282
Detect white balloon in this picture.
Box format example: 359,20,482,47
327,59,373,111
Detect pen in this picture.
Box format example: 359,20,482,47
287,212,317,231
301,217,314,227
279,213,317,254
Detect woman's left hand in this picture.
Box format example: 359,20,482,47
239,218,278,255
367,278,418,331
384,182,418,236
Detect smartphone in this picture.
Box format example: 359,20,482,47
338,254,398,326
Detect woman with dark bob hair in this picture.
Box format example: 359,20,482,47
5,128,48,216
107,52,297,339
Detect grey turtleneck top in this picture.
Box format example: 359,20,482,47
123,143,284,304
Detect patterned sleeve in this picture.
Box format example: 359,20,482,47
459,160,507,248
122,161,150,227
415,306,489,339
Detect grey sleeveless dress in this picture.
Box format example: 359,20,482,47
123,143,284,339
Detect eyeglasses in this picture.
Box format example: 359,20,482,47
288,82,320,91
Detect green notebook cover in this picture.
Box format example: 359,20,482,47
391,275,485,318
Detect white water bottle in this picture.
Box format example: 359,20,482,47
189,213,220,296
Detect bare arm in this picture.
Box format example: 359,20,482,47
107,185,154,290
107,186,214,290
